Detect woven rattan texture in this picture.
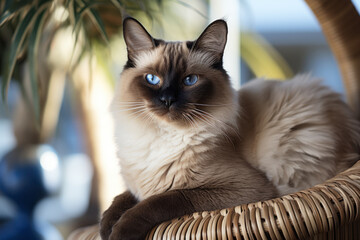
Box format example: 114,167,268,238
68,161,360,240
145,161,360,239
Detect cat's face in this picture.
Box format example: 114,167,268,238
113,18,236,129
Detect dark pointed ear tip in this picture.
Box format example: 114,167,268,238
210,19,228,30
213,19,227,24
123,17,139,29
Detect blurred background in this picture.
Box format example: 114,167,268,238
1,0,359,239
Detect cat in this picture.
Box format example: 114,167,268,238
100,17,360,240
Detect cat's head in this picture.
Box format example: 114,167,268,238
112,17,238,130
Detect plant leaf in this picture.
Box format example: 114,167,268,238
77,1,104,17
174,0,206,18
0,11,12,26
0,0,32,27
67,0,76,25
87,8,109,43
71,0,83,45
28,9,47,123
70,43,88,73
109,0,124,10
74,1,105,31
1,6,37,101
70,0,78,27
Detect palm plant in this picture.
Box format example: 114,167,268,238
0,0,170,233
0,0,166,143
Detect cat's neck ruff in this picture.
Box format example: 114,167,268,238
113,110,232,200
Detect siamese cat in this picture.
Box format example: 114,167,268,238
100,18,360,240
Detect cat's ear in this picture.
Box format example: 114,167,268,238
123,17,155,60
192,20,228,60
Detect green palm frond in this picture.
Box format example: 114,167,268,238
0,0,33,27
2,4,41,100
0,0,168,106
87,8,109,43
28,9,48,122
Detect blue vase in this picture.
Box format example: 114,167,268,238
0,144,61,240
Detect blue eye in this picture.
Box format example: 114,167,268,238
145,74,160,85
183,75,198,86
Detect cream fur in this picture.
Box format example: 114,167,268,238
112,107,237,200
112,88,239,200
239,75,360,195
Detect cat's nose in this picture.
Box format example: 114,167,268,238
160,94,176,107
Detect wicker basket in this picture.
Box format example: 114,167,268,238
68,0,360,239
69,160,360,239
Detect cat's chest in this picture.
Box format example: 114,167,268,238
115,122,213,200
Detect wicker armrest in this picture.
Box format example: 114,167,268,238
304,0,360,117
68,160,360,239
68,225,101,240
146,160,360,239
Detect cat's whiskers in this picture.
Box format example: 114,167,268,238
193,108,223,128
191,110,237,147
125,107,148,120
191,110,216,128
191,103,232,107
183,112,199,129
135,112,154,127
196,108,240,143
113,104,144,109
190,110,221,136
182,113,195,129
114,103,144,106
194,108,241,140
191,108,236,148
114,101,144,105
114,106,147,113
187,111,201,128
191,111,230,145
138,106,157,127
143,111,156,127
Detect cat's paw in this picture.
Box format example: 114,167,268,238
109,210,150,240
100,207,124,240
100,191,138,240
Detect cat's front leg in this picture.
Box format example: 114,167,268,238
108,188,232,240
100,190,138,240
